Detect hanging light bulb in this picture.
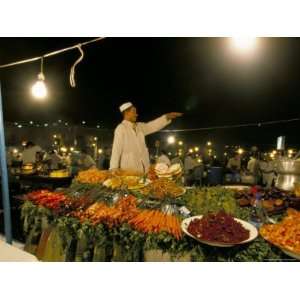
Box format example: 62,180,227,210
31,57,47,99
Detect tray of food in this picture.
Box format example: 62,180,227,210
260,208,300,260
182,211,258,247
140,178,186,200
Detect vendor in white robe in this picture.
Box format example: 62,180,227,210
110,102,182,173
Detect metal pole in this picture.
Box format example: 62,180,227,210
0,81,12,244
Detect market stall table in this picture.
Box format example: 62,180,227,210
16,167,300,262
18,174,73,190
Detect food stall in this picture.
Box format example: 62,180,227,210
17,164,300,262
15,163,73,191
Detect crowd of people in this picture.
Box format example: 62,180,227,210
155,149,277,187
4,138,279,189
2,102,280,189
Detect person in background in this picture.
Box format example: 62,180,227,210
97,147,111,170
184,153,198,186
171,154,184,169
21,141,42,165
78,147,96,170
49,150,63,170
247,155,260,184
193,162,204,186
157,149,171,166
259,156,276,188
227,153,241,183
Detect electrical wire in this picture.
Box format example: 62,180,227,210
161,117,300,132
0,37,105,69
5,117,300,132
69,45,84,87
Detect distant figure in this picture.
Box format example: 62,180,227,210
247,156,260,184
157,149,171,166
227,153,241,171
193,163,204,186
171,154,184,169
227,153,241,183
49,150,63,170
259,156,275,188
97,147,111,170
22,141,42,165
78,147,96,170
184,153,198,186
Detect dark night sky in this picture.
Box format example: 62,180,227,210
0,37,299,149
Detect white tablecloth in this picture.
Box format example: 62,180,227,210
0,240,38,262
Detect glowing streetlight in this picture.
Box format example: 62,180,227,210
207,141,212,147
94,137,98,141
17,125,22,128
167,135,175,144
13,149,18,154
53,134,57,139
194,146,199,152
178,141,183,146
29,121,33,125
82,121,86,125
231,37,258,53
189,148,194,153
237,148,244,155
288,149,294,154
60,147,67,153
70,147,74,151
98,149,103,154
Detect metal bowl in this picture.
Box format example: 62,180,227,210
276,158,300,175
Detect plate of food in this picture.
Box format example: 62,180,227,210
182,211,258,247
155,163,182,179
126,177,151,190
281,248,300,261
140,178,186,200
260,208,300,260
103,177,123,189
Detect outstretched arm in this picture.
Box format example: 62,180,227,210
141,112,183,136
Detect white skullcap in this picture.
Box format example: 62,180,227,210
119,102,133,113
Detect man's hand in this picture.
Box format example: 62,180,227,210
166,112,183,120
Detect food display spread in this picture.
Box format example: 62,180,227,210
18,166,300,262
